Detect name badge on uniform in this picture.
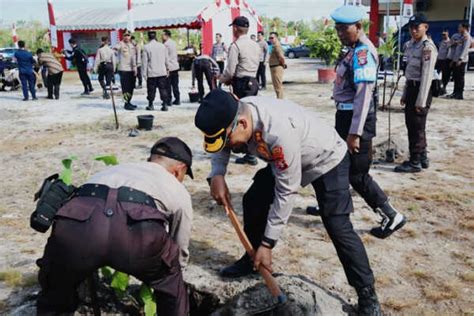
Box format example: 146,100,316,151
353,45,376,84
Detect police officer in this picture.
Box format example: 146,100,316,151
94,36,116,99
328,5,406,238
114,30,137,111
191,54,220,102
395,14,437,173
195,89,382,315
142,31,170,111
64,39,93,95
162,30,181,106
211,33,227,77
36,137,193,316
436,30,451,96
220,16,260,166
256,31,269,90
131,35,143,89
268,32,287,99
450,23,472,100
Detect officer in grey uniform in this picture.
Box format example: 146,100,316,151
220,16,261,166
94,36,116,99
194,89,382,316
324,5,406,239
436,30,451,95
395,14,437,173
450,22,472,100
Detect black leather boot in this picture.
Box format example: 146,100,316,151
357,285,382,316
219,254,257,278
420,152,429,169
370,200,407,239
394,157,422,173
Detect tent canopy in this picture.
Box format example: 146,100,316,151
56,2,209,31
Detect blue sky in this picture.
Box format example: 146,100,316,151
0,0,347,25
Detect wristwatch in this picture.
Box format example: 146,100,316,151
261,236,277,249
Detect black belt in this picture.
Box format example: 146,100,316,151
75,184,157,209
269,64,283,68
406,80,421,87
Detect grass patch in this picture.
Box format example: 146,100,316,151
460,271,474,282
410,269,430,281
460,220,474,231
0,270,22,287
382,298,418,311
0,270,37,288
422,281,459,302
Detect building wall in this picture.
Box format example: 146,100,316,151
422,0,470,21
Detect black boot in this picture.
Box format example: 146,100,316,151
219,254,257,278
146,102,154,111
357,285,382,316
102,90,110,99
235,154,258,166
370,200,407,239
172,99,181,105
394,159,422,173
306,205,321,216
161,104,169,112
124,103,136,111
420,152,429,169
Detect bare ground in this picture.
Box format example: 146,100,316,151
0,58,473,314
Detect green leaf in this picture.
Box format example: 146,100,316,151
59,155,77,185
101,266,113,279
94,155,119,166
140,284,157,316
110,271,129,297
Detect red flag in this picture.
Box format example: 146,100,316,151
12,23,18,48
127,0,135,32
47,0,58,48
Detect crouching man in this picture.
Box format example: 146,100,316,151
36,137,194,316
195,90,381,315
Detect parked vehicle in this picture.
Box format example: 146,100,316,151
0,47,19,61
285,45,310,59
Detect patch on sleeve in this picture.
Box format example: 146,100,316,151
271,146,289,171
423,49,431,61
353,44,377,83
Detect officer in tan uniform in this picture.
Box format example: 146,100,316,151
395,14,437,173
268,32,287,99
220,16,261,166
195,89,382,315
131,35,143,89
36,137,194,316
113,31,137,110
94,36,116,99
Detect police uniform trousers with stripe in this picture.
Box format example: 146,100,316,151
36,186,189,316
243,154,375,290
335,106,387,210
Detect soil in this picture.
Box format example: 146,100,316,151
0,58,473,315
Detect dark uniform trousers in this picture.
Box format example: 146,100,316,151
147,76,169,105
166,70,180,103
335,108,387,210
436,59,452,89
405,80,431,161
36,186,189,316
452,62,466,97
257,62,266,88
77,64,93,93
195,59,217,100
136,66,143,87
119,71,135,103
231,76,259,99
242,154,375,290
98,62,114,91
47,71,63,99
217,61,225,75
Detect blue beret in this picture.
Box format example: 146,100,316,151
330,5,365,24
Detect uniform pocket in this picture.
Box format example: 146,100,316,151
55,197,102,222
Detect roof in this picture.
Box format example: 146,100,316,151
56,2,208,31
